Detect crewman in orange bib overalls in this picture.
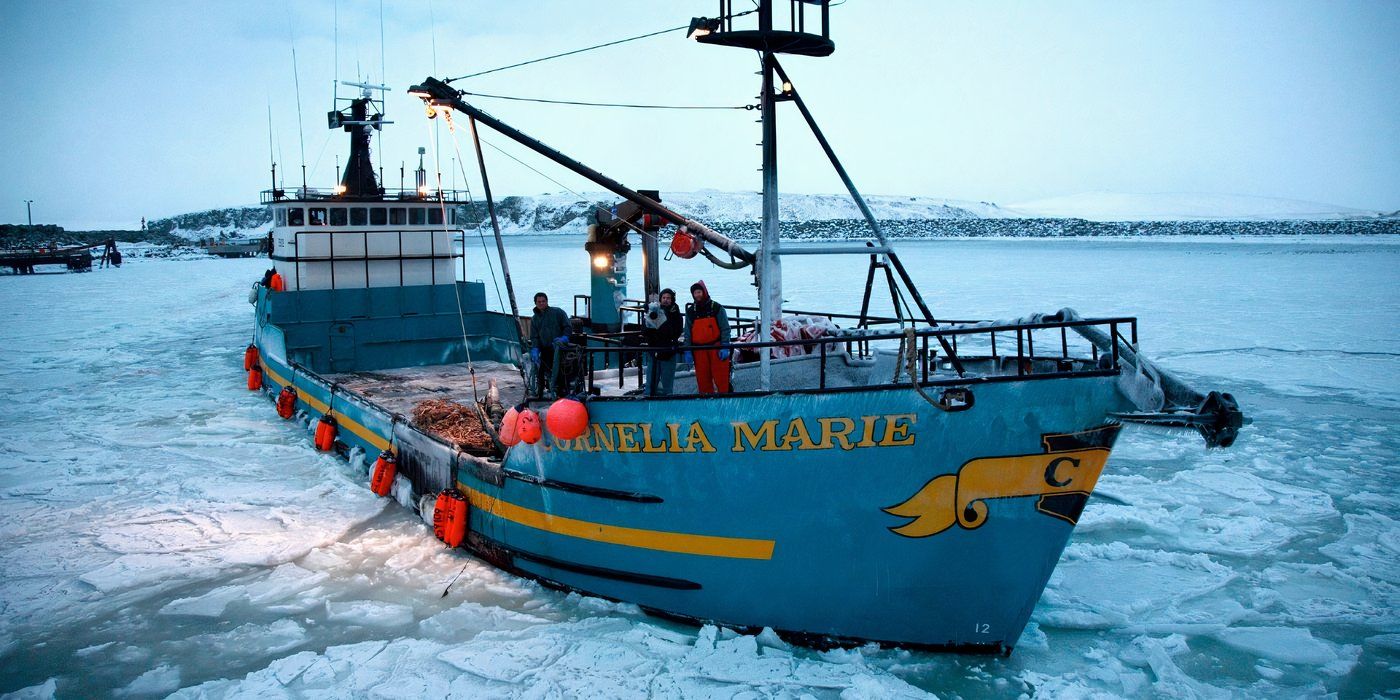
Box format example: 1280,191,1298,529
684,280,731,394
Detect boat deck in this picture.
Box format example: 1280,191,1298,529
327,361,528,416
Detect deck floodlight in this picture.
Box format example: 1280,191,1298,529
687,17,721,40
592,254,609,270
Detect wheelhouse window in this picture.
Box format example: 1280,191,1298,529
286,207,305,226
350,207,368,226
409,207,426,225
329,207,348,226
389,207,406,225
370,207,387,226
428,208,444,225
309,208,328,226
275,208,287,226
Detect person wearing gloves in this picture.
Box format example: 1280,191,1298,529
528,292,572,397
684,280,731,394
641,288,683,396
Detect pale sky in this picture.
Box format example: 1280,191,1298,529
1,0,1397,229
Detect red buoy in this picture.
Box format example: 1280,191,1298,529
433,489,469,548
517,409,543,444
243,344,259,371
499,406,522,446
247,365,263,391
314,414,338,451
276,386,297,419
269,271,286,292
546,398,589,440
370,450,396,497
670,228,699,259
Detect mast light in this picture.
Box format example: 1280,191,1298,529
687,17,720,40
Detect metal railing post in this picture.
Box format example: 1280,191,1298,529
1110,322,1120,369
1016,329,1025,376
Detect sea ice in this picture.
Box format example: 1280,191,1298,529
1213,627,1340,666
3,241,1397,697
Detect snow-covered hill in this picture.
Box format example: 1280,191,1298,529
147,207,270,242
138,191,1393,242
458,191,1018,234
1006,191,1387,222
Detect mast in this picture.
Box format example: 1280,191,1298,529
329,82,392,198
690,0,835,390
758,42,781,389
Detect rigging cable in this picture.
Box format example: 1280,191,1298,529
377,0,387,186
459,90,751,111
425,117,481,406
436,114,509,318
443,9,755,84
432,112,533,399
287,17,308,192
476,138,662,246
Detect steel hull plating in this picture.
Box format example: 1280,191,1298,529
253,288,1131,650
469,381,1128,651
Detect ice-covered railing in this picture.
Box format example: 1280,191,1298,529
260,187,475,204
563,313,1127,392
566,308,1244,447
844,308,1245,447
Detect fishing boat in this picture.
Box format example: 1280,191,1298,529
247,1,1244,654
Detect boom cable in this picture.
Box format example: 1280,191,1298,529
443,9,755,84
459,90,752,111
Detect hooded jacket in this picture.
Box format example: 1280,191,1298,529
684,281,730,346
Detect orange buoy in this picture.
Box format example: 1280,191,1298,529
314,414,338,451
369,450,396,497
269,271,286,292
517,409,543,444
670,228,699,259
276,386,297,419
247,365,263,391
432,489,469,547
499,406,522,446
546,397,589,440
243,344,259,371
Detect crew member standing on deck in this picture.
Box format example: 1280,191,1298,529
529,292,571,397
685,280,731,394
642,288,683,396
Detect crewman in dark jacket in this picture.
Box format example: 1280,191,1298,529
684,280,731,394
529,292,572,396
641,288,683,396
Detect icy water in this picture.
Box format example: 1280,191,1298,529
0,236,1397,698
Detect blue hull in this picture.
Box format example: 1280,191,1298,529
250,285,1134,651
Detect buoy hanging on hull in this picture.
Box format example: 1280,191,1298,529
433,489,469,548
243,344,259,371
276,386,297,419
546,397,589,440
314,414,338,451
247,365,263,391
370,451,397,496
518,409,543,444
499,406,522,446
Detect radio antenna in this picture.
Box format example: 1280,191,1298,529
290,34,308,193
266,102,277,193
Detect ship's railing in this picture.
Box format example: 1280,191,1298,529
260,187,476,204
611,299,992,359
531,315,1138,399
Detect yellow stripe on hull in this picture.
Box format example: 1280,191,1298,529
260,360,392,452
458,483,776,560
